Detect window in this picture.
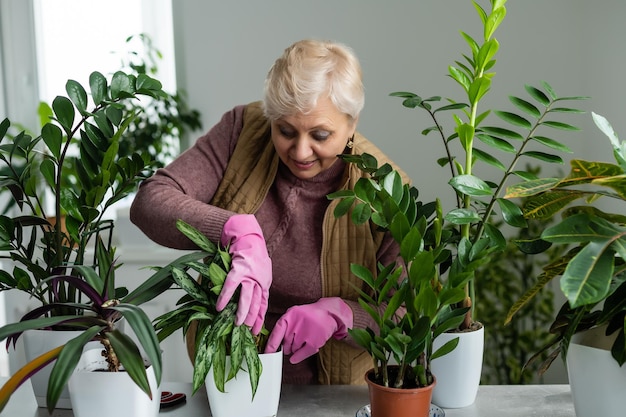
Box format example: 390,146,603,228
0,0,175,377
34,0,176,105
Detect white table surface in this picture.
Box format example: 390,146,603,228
0,378,575,416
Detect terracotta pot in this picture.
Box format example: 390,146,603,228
365,368,435,417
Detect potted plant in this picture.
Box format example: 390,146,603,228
115,33,203,170
386,0,587,407
0,69,166,409
0,238,164,416
328,155,464,417
149,219,282,417
504,111,626,417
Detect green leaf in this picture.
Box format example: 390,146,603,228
504,178,560,199
468,76,492,106
509,96,541,118
480,126,524,140
541,121,580,131
242,329,262,399
496,198,527,227
524,85,550,106
193,327,215,393
89,71,108,105
227,325,244,380
444,208,481,225
351,202,372,225
400,227,424,263
561,241,615,308
51,96,75,132
66,79,88,114
531,136,572,153
171,267,210,304
433,103,469,113
176,220,216,253
333,195,355,219
71,264,104,294
40,159,56,189
431,337,459,360
381,170,404,204
348,328,374,352
475,133,516,153
112,304,162,385
522,190,582,219
0,315,81,341
476,38,499,70
41,123,63,160
449,174,493,197
473,148,506,171
448,66,470,91
457,123,475,152
47,326,102,412
521,151,563,164
327,189,354,200
592,112,626,171
136,74,163,91
494,111,532,129
108,329,152,398
110,71,134,99
350,263,375,289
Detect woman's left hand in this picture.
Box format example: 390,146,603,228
264,297,353,363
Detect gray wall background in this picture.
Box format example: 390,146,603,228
171,0,626,384
171,0,625,211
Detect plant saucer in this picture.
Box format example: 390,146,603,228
356,403,445,417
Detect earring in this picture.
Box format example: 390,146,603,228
346,134,354,149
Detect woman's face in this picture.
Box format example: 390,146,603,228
270,96,356,180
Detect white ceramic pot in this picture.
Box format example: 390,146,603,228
567,326,626,417
205,350,283,417
68,348,160,417
22,319,123,409
430,325,484,408
23,328,95,409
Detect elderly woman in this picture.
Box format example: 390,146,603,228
130,39,408,385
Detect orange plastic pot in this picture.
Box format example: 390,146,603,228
365,369,435,417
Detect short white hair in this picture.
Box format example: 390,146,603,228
263,39,364,122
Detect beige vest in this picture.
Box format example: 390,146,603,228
199,101,408,384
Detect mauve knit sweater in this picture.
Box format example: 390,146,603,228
130,104,403,384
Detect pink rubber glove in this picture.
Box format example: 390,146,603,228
216,214,272,334
264,297,353,364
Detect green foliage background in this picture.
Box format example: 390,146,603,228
475,216,564,384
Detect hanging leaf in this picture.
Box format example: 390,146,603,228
509,96,541,118
494,111,532,129
522,151,563,164
541,121,580,131
524,85,550,106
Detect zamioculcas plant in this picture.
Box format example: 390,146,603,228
328,155,466,389
388,0,587,331
0,69,168,412
0,70,165,310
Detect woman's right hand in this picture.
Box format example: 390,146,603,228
216,214,272,335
